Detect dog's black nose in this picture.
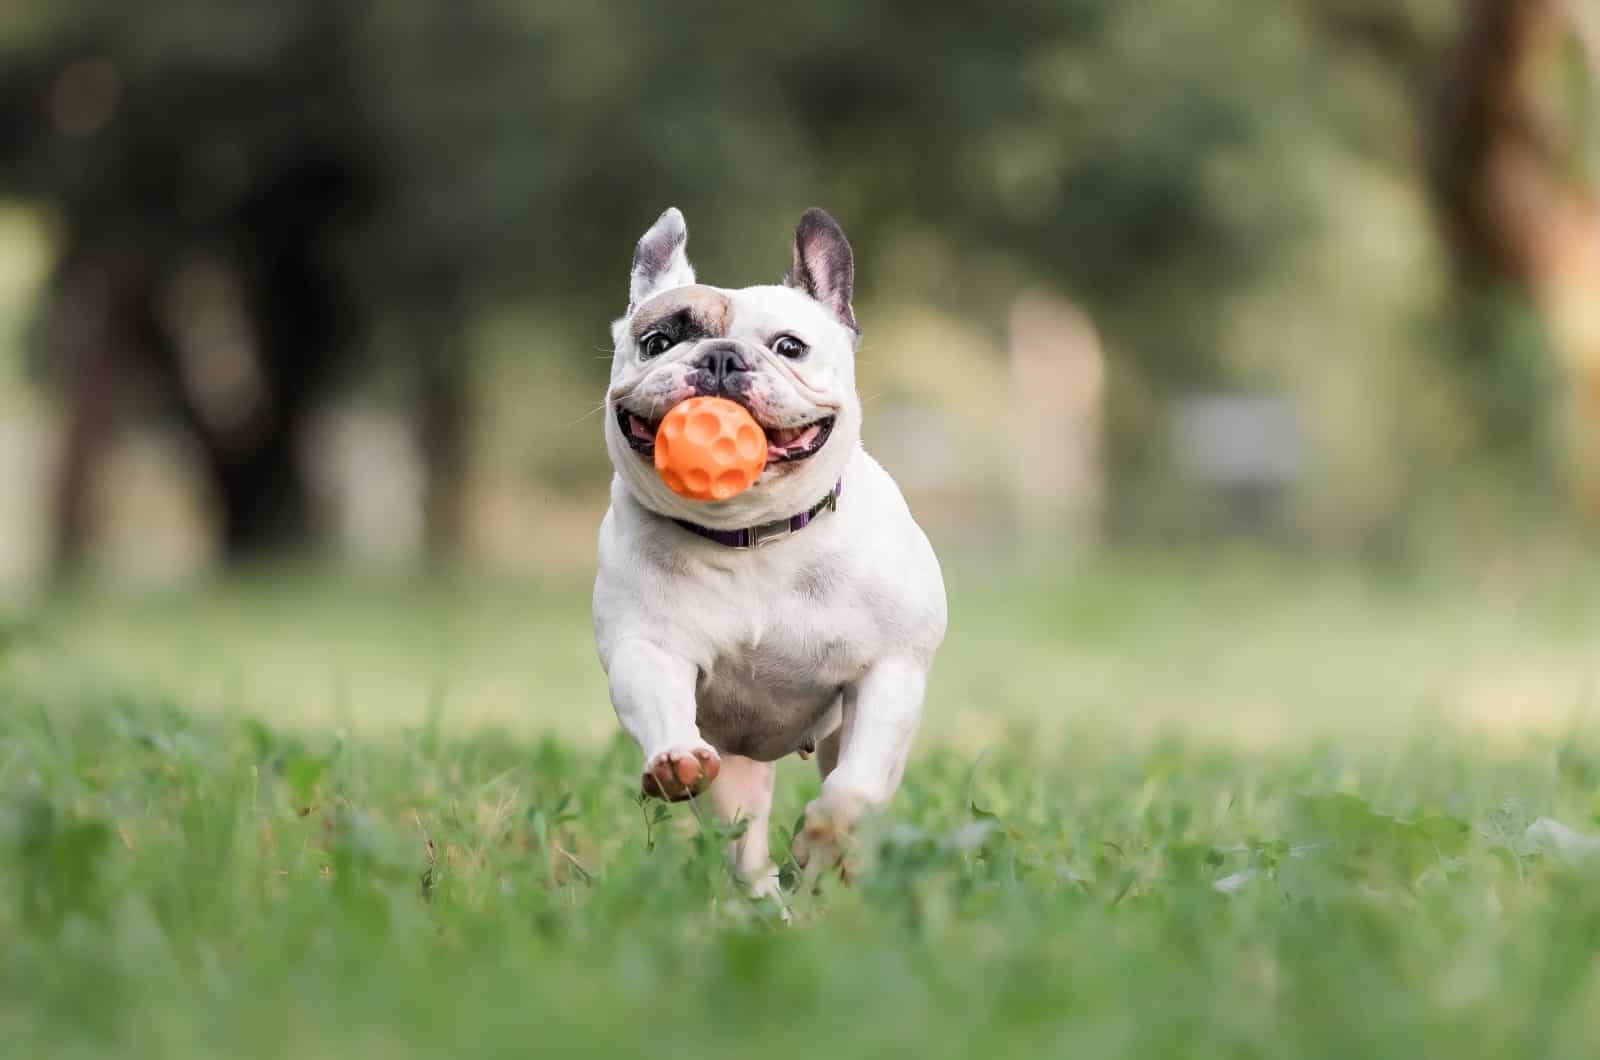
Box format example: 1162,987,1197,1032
694,342,751,391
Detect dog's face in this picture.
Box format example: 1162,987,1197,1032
605,208,863,528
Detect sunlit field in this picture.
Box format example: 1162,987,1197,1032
6,551,1600,1059
11,550,1599,743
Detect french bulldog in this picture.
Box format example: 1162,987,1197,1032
592,207,947,893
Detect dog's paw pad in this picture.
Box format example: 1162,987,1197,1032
640,745,721,801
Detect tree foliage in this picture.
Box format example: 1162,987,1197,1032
9,0,1577,554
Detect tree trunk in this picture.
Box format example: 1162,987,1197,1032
412,284,470,563
47,237,148,570
1428,0,1600,512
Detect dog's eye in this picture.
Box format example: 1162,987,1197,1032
772,335,808,359
639,332,674,359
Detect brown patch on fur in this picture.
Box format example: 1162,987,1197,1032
630,285,730,341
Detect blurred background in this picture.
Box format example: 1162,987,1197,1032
0,0,1596,741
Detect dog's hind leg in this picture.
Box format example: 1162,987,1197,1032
808,695,844,781
708,754,779,898
794,658,928,877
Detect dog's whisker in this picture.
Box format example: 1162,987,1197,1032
560,402,611,430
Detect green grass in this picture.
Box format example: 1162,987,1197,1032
4,553,1600,1058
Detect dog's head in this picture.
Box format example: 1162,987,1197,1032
605,207,863,528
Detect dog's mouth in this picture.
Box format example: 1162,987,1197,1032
616,405,836,464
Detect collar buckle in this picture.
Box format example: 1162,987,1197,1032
745,519,793,549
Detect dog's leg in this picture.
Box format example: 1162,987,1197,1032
814,728,841,783
606,638,720,800
793,657,926,875
811,693,844,781
708,754,779,897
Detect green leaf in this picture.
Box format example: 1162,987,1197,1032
243,718,276,762
285,754,325,807
14,797,113,925
1292,793,1470,886
552,792,581,824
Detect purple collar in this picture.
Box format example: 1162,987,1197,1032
673,480,842,549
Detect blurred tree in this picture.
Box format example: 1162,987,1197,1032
1426,0,1600,514
1,0,1326,562
1281,0,1600,519
0,2,373,561
356,0,1313,533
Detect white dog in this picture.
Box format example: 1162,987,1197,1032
593,207,947,892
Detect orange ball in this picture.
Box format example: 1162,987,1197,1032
654,396,768,501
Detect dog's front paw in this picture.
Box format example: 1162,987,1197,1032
791,791,869,882
640,744,721,801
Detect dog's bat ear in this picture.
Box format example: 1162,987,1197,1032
629,207,696,309
785,208,858,333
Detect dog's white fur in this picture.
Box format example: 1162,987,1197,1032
593,207,947,891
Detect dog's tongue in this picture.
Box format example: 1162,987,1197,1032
767,422,820,453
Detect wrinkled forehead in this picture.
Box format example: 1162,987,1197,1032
627,284,842,343
628,285,731,341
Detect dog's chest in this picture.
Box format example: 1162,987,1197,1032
691,569,872,761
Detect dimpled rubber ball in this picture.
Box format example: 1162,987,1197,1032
654,396,768,501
